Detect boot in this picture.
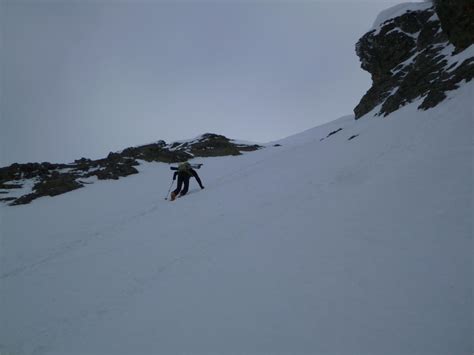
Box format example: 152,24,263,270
170,191,177,201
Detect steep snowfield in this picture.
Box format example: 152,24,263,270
1,82,472,354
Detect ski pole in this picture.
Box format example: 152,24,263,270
164,179,174,200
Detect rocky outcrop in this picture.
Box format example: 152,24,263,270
169,134,261,157
319,128,343,142
1,133,262,206
120,141,190,163
434,0,474,52
88,156,140,181
11,173,84,206
354,2,474,119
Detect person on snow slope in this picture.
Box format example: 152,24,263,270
170,162,204,201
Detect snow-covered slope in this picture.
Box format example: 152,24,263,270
1,80,472,354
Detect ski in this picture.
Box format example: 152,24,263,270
170,163,203,170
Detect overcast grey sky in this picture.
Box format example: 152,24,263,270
1,0,411,166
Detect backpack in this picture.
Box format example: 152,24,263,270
177,162,192,175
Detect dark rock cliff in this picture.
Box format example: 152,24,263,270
434,0,474,52
354,2,474,119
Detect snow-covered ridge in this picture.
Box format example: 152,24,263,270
0,133,261,206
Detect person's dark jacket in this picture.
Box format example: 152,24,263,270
173,168,203,187
172,168,204,197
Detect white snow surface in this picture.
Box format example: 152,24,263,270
1,82,473,354
445,44,474,72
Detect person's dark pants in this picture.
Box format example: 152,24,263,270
173,174,190,196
